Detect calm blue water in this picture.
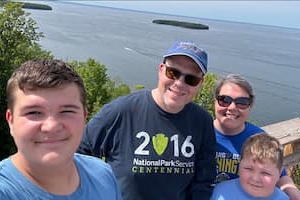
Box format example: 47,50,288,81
25,1,300,126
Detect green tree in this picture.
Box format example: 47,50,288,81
194,73,218,117
71,58,111,119
105,78,130,102
0,2,52,160
71,58,130,119
0,0,9,6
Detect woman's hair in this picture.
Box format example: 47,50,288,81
214,74,255,103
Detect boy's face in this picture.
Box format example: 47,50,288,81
6,83,87,168
239,155,281,197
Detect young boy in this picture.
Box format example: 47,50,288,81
211,133,289,200
0,60,122,199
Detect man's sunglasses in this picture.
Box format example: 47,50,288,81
164,65,203,87
216,95,251,110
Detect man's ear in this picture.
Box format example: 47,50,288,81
6,109,14,137
200,75,205,85
159,63,165,72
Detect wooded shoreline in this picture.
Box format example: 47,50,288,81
153,19,209,30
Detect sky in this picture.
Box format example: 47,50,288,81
70,1,300,30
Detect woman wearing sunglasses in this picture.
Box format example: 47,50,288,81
213,74,300,199
78,41,216,200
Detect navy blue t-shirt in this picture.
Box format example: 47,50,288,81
78,90,216,200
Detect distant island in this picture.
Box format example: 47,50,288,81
153,19,209,30
21,2,52,10
0,1,52,10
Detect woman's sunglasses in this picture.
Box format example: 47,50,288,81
164,65,202,87
216,95,251,110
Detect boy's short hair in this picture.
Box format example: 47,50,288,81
241,133,283,170
7,59,87,111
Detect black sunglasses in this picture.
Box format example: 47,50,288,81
216,95,251,110
164,65,203,86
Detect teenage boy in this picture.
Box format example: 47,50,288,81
0,60,122,200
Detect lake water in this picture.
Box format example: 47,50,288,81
25,1,300,126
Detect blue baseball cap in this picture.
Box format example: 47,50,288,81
163,41,208,74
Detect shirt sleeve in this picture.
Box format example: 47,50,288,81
188,113,217,200
77,103,118,158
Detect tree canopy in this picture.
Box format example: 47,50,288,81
0,2,52,159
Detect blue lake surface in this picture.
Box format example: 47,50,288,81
25,1,300,126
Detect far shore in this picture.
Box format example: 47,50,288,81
21,2,52,10
152,19,209,30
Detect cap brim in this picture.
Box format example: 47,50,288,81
163,53,207,74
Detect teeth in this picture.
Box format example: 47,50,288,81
225,113,237,119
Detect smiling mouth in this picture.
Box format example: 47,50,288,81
169,87,185,96
249,183,263,188
224,112,238,119
35,138,67,144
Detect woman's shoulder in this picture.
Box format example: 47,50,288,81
245,121,265,133
273,187,290,200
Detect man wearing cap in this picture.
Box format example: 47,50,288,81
78,41,216,200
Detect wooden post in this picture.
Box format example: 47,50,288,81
262,117,300,177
